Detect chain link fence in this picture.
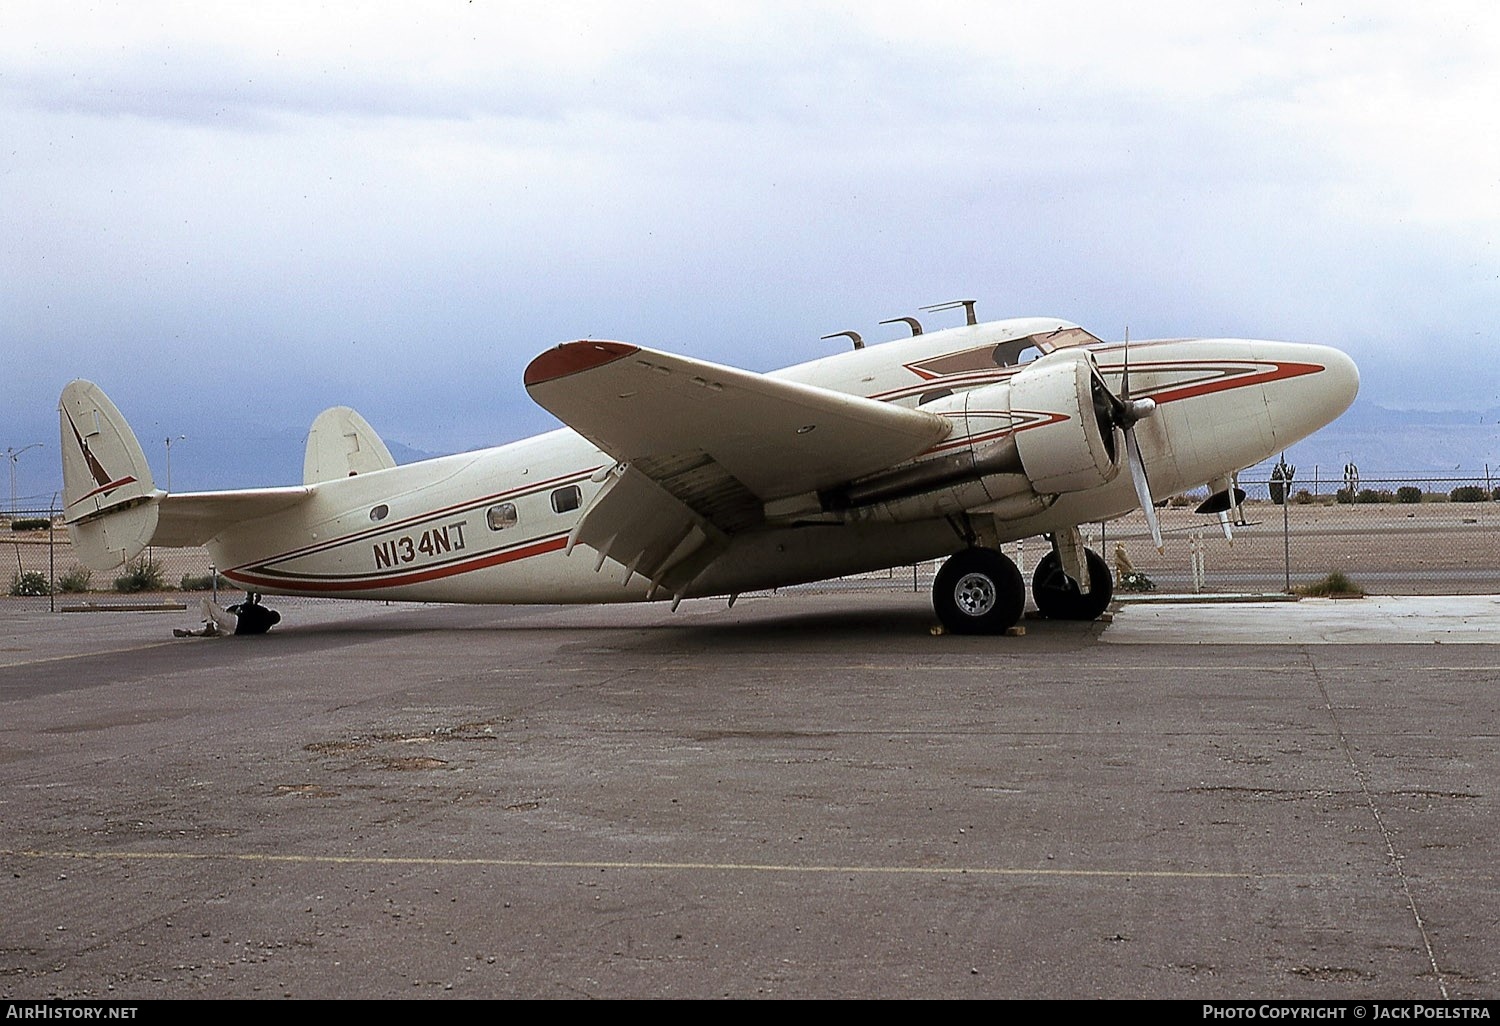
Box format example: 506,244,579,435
5,476,1500,609
790,474,1500,597
3,508,235,611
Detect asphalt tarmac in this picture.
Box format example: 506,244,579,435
1,592,1496,999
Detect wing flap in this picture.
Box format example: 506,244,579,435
568,465,728,596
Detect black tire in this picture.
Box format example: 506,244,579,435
1031,548,1113,621
932,548,1026,635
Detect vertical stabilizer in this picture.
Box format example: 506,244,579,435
303,406,398,484
58,380,160,569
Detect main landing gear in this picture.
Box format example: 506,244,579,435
931,544,1114,635
932,548,1026,635
1031,548,1113,622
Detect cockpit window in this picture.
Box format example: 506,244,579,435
906,326,1104,376
1029,326,1102,353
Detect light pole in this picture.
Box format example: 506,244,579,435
6,443,43,516
164,435,186,493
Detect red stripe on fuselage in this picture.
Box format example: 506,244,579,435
1145,361,1322,405
223,534,570,593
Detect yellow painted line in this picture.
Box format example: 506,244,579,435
1,848,1298,880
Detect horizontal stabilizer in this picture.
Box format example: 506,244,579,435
152,487,314,548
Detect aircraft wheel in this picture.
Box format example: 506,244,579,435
933,548,1025,635
1032,548,1113,621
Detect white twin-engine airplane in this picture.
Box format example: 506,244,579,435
59,309,1358,635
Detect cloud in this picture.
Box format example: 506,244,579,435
2,1,1498,503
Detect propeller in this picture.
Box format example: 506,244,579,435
1099,328,1163,552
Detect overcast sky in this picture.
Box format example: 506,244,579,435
4,1,1499,503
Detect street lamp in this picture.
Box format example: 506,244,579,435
164,435,186,493
5,443,43,516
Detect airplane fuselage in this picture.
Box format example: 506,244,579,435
207,318,1358,603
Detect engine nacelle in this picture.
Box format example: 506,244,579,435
1005,349,1120,494
809,348,1124,524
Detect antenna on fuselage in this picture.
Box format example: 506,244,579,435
920,299,978,326
821,330,864,351
879,316,923,336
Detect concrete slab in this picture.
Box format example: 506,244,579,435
1,592,1496,999
1105,594,1500,645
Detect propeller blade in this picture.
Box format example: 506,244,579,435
1125,428,1163,552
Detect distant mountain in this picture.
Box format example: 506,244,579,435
1247,399,1500,483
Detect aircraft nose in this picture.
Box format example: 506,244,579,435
1314,344,1360,418
1261,341,1360,449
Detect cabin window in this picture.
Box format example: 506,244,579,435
369,504,389,522
550,485,582,514
918,388,954,406
486,502,518,531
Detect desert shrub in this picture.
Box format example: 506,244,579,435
1451,485,1487,502
1168,492,1202,508
1396,486,1423,504
114,558,165,593
1292,489,1315,504
10,518,50,531
1356,488,1393,504
57,566,92,593
1296,571,1365,598
1335,488,1353,504
9,570,51,596
179,573,219,591
1118,570,1156,592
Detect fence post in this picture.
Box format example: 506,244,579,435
1282,476,1292,593
1190,531,1204,593
48,506,56,614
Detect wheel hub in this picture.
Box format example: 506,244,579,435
953,572,998,617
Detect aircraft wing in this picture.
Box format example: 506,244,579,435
524,340,951,598
152,487,314,547
525,341,951,499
